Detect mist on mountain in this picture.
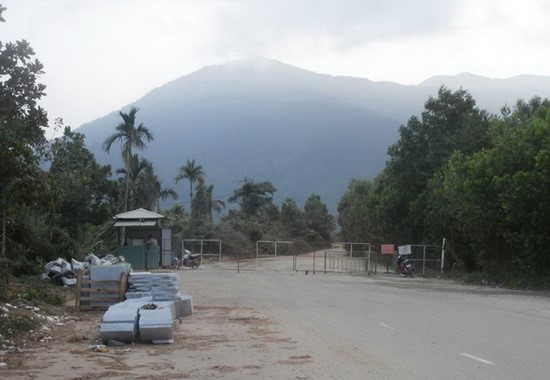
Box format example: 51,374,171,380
79,58,550,212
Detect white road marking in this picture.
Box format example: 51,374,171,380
460,353,495,365
378,323,394,330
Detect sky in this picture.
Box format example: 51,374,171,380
2,0,550,134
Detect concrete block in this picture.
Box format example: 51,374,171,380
139,324,173,342
90,265,129,281
138,308,174,342
102,308,138,324
100,322,136,343
174,295,193,318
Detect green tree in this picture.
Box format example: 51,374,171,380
191,182,210,237
49,126,118,248
174,159,205,207
0,4,49,281
116,155,161,211
427,97,550,276
280,198,307,237
304,194,335,243
337,179,374,242
156,181,178,213
228,181,276,217
102,107,153,213
373,87,491,242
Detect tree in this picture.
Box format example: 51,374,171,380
116,155,161,211
174,159,205,207
228,181,276,217
372,87,491,242
156,181,178,213
280,198,307,237
191,182,210,237
426,97,550,275
102,107,153,213
304,194,335,243
337,179,373,242
0,4,48,279
49,126,118,247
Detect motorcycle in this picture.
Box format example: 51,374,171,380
173,249,202,270
396,255,414,277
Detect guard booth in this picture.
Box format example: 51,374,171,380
113,208,172,270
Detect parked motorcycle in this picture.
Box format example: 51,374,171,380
396,255,414,277
173,249,202,270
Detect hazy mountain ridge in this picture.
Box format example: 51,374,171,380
79,59,550,212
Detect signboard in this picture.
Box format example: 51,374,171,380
398,245,412,256
381,244,396,255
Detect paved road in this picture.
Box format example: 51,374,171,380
182,263,550,379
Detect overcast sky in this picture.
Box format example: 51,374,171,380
2,0,550,133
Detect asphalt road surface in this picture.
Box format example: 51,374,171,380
182,261,550,379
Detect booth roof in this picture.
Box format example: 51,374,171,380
113,208,165,220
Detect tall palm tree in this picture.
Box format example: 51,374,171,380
102,107,153,213
174,159,205,207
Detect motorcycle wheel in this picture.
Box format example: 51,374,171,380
191,261,200,269
397,267,408,277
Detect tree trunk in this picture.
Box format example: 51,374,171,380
1,188,8,287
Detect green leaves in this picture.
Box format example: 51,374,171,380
427,98,550,274
228,181,277,217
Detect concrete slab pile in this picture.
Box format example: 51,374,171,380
99,272,193,345
127,272,193,318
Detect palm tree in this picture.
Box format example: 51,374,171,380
205,184,225,222
156,181,179,213
174,159,205,207
115,154,151,210
102,107,153,213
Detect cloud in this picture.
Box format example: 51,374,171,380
1,0,549,130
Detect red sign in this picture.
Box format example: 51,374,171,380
381,244,396,254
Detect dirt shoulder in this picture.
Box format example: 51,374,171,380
1,301,316,379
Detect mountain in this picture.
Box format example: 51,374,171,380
78,58,550,212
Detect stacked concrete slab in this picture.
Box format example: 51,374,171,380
127,272,193,317
99,271,193,344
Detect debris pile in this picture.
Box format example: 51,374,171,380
42,253,127,286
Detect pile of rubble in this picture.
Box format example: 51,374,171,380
42,253,127,286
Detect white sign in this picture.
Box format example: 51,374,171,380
398,245,412,255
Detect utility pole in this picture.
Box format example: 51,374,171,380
239,177,253,184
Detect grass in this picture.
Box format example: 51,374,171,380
440,270,550,290
0,275,74,340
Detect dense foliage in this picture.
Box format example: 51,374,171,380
338,89,550,284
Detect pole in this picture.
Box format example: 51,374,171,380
256,241,259,271
441,238,446,274
422,246,426,275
